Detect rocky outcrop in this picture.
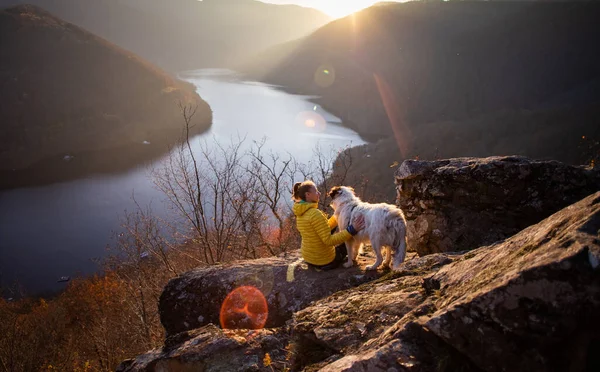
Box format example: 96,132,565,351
117,325,290,372
121,156,600,371
120,191,600,371
158,250,388,337
396,156,600,256
289,191,600,371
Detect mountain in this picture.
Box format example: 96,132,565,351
0,5,212,188
0,0,332,71
243,1,600,187
240,1,600,201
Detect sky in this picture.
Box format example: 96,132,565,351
261,0,404,18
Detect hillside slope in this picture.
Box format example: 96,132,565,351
0,5,212,188
246,1,600,135
243,1,600,199
0,0,332,71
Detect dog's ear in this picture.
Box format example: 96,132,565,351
329,186,342,200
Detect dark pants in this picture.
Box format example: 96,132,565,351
309,244,347,271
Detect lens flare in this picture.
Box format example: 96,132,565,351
220,286,268,330
296,111,326,132
314,64,336,88
373,73,411,158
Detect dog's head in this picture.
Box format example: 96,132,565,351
328,186,356,210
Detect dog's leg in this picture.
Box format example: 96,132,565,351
352,242,362,261
343,241,354,268
366,240,384,271
383,246,392,268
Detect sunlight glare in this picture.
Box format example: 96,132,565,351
317,0,388,18
263,1,403,19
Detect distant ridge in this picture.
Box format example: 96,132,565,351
246,1,600,137
243,1,600,199
0,0,332,71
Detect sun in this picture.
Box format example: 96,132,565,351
262,1,399,19
319,1,381,19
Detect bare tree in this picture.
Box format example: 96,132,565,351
246,139,299,254
150,104,362,264
153,105,264,263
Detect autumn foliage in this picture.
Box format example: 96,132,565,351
0,274,147,371
0,131,367,371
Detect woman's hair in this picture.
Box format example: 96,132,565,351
292,180,317,202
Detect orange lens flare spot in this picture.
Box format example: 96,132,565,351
296,111,326,132
220,286,268,330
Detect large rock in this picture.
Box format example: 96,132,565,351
420,193,600,371
120,192,600,371
159,250,387,337
116,325,290,372
292,191,600,371
290,254,476,372
395,156,600,256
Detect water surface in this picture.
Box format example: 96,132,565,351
0,69,365,295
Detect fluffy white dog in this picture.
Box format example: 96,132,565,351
329,186,408,270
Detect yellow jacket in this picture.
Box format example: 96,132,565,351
293,201,352,266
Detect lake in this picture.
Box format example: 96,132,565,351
0,69,365,296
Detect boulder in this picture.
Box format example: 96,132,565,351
290,254,474,371
395,156,600,256
120,167,600,372
292,191,600,371
158,250,388,337
420,192,600,371
116,324,290,372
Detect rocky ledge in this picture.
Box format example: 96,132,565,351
158,250,389,337
396,156,600,256
119,157,600,372
295,191,600,372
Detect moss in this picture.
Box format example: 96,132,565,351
463,252,477,260
324,314,350,327
370,266,433,286
515,243,539,257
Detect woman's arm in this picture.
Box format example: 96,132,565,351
310,210,352,247
327,215,338,230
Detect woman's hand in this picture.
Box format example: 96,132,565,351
353,214,365,231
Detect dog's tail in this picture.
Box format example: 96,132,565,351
388,217,408,270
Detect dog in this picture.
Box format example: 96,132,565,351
328,186,408,270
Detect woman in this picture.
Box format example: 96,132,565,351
292,180,364,270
